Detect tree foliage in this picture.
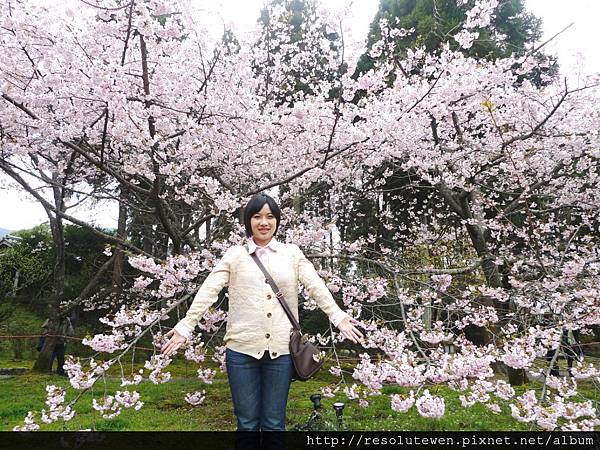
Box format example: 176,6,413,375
355,0,549,78
1,0,599,432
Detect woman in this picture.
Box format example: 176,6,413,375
161,194,363,433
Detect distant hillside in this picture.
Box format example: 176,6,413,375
0,227,13,237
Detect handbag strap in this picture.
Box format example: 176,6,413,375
244,244,301,332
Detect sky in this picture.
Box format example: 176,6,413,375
1,0,599,232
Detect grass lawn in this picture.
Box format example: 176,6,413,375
3,354,598,432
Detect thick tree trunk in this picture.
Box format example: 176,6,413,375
112,184,128,293
32,327,58,373
437,184,528,385
34,174,67,373
140,213,155,255
464,192,527,385
32,216,64,373
48,216,66,302
11,269,19,297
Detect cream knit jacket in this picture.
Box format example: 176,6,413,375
174,238,347,359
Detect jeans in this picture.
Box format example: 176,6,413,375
226,347,293,431
49,343,66,375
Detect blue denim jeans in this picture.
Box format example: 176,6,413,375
49,343,65,375
226,347,293,431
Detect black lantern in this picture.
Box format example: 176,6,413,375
333,402,345,429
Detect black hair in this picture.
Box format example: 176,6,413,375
243,194,281,238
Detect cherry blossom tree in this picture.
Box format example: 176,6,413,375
3,0,600,432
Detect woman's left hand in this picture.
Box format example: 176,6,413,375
336,316,364,344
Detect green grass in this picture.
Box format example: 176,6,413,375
3,302,599,431
2,355,598,431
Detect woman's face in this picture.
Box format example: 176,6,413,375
251,203,277,245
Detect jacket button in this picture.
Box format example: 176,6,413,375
267,294,272,299
265,279,269,283
267,313,272,318
265,333,270,339
272,352,277,357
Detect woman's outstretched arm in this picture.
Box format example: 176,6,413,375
161,246,237,357
293,244,363,344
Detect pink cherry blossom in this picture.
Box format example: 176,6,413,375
185,391,206,406
391,391,415,413
415,390,445,418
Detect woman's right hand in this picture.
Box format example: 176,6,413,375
161,329,187,357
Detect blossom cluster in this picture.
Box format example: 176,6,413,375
63,357,113,390
144,354,172,385
184,391,206,406
92,390,143,419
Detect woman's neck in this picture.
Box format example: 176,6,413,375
253,236,272,247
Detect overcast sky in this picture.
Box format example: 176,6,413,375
1,0,598,232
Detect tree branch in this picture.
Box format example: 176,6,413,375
2,93,38,119
248,137,370,195
0,160,154,258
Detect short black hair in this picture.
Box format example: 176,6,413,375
243,194,281,238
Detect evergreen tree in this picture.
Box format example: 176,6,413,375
355,0,549,79
252,0,344,107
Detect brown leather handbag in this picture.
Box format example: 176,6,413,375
246,246,324,381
